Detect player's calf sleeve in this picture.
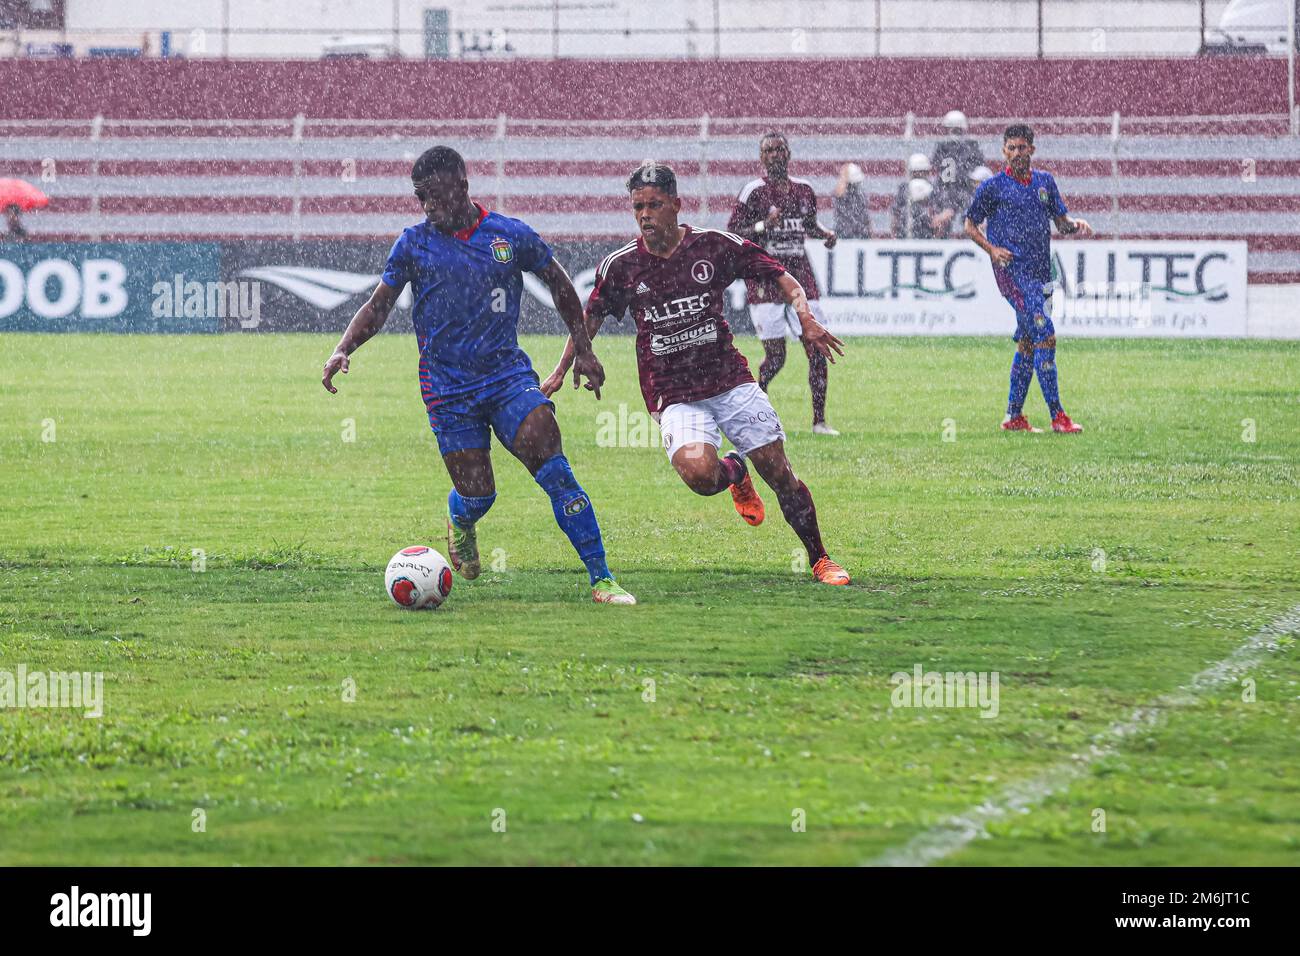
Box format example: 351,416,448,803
534,454,611,584
449,489,496,527
776,480,827,566
1007,350,1034,416
1033,346,1063,415
808,349,828,423
759,343,785,390
718,452,745,490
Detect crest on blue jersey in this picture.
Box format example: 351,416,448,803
490,238,514,263
1037,186,1049,205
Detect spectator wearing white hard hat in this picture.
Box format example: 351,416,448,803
932,109,987,189
832,162,871,238
933,163,995,239
891,153,943,239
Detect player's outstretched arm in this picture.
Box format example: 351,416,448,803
777,273,844,363
803,210,837,248
537,258,604,400
322,280,399,393
541,313,605,399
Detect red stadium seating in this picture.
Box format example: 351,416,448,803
2,59,1296,282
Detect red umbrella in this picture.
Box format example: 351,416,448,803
0,179,50,212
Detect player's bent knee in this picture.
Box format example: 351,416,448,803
677,467,717,496
684,476,717,496
672,446,721,495
1037,335,1056,349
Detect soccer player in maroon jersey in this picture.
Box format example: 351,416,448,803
541,162,852,587
727,131,839,436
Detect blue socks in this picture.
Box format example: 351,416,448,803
1033,346,1063,415
448,457,612,585
449,489,495,527
1007,346,1063,417
1007,350,1034,416
534,454,611,585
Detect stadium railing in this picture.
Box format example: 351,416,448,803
2,112,1297,282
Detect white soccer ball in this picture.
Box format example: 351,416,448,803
384,546,453,610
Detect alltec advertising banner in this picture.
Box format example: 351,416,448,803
803,239,1250,338
0,238,1249,337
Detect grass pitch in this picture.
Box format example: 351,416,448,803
1,332,1298,865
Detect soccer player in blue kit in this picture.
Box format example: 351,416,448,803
322,146,636,605
964,124,1093,434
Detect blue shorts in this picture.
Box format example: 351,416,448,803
995,270,1056,344
424,370,554,456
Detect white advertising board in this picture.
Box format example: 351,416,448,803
801,240,1250,338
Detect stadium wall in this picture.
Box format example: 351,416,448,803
0,57,1290,119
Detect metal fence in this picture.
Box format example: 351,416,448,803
2,112,1297,246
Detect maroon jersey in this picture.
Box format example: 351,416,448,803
586,225,787,413
726,176,822,304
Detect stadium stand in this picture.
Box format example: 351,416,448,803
2,59,1297,283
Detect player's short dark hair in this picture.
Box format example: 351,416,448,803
760,130,788,146
411,145,466,182
1003,123,1034,144
626,162,677,196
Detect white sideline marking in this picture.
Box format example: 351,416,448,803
867,604,1300,867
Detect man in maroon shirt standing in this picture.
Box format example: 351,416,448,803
727,131,839,436
542,162,851,587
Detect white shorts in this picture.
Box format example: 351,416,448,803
658,382,786,462
750,300,824,341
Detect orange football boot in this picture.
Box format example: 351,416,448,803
812,556,851,586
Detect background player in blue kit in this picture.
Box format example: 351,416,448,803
964,124,1093,434
322,146,636,605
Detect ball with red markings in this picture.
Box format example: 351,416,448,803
384,546,453,610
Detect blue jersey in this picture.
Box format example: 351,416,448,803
965,170,1068,285
380,204,554,401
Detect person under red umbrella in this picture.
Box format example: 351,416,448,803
0,178,51,241
4,206,28,240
